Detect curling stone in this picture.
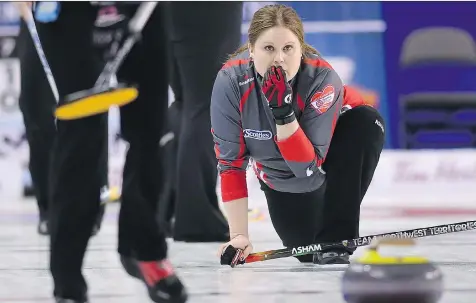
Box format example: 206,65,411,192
342,238,443,303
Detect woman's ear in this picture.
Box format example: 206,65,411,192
248,43,253,58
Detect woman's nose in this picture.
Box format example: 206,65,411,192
273,51,284,64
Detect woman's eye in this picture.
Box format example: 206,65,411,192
264,45,274,51
284,45,293,51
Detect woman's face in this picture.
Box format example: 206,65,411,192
250,26,303,81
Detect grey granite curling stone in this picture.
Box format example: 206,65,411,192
341,238,443,303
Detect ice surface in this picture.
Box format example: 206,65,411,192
1,179,476,303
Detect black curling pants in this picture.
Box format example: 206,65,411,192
260,106,385,262
17,19,56,220
17,19,108,225
160,2,244,241
35,3,169,300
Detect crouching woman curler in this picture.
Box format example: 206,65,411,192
212,4,385,265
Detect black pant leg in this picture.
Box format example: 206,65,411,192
116,5,169,261
165,2,243,241
95,121,108,227
156,45,183,230
157,100,181,232
17,20,56,220
19,16,109,228
36,3,106,300
317,105,385,245
260,180,325,263
168,43,183,104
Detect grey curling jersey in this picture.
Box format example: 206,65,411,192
211,50,348,198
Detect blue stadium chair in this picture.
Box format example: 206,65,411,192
397,27,476,149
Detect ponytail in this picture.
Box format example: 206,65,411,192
302,43,319,56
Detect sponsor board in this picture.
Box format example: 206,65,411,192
367,149,476,204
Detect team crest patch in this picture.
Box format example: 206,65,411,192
310,85,335,114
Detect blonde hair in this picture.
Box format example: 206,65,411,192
229,4,318,59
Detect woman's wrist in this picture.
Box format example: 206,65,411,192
223,197,249,239
276,119,300,141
